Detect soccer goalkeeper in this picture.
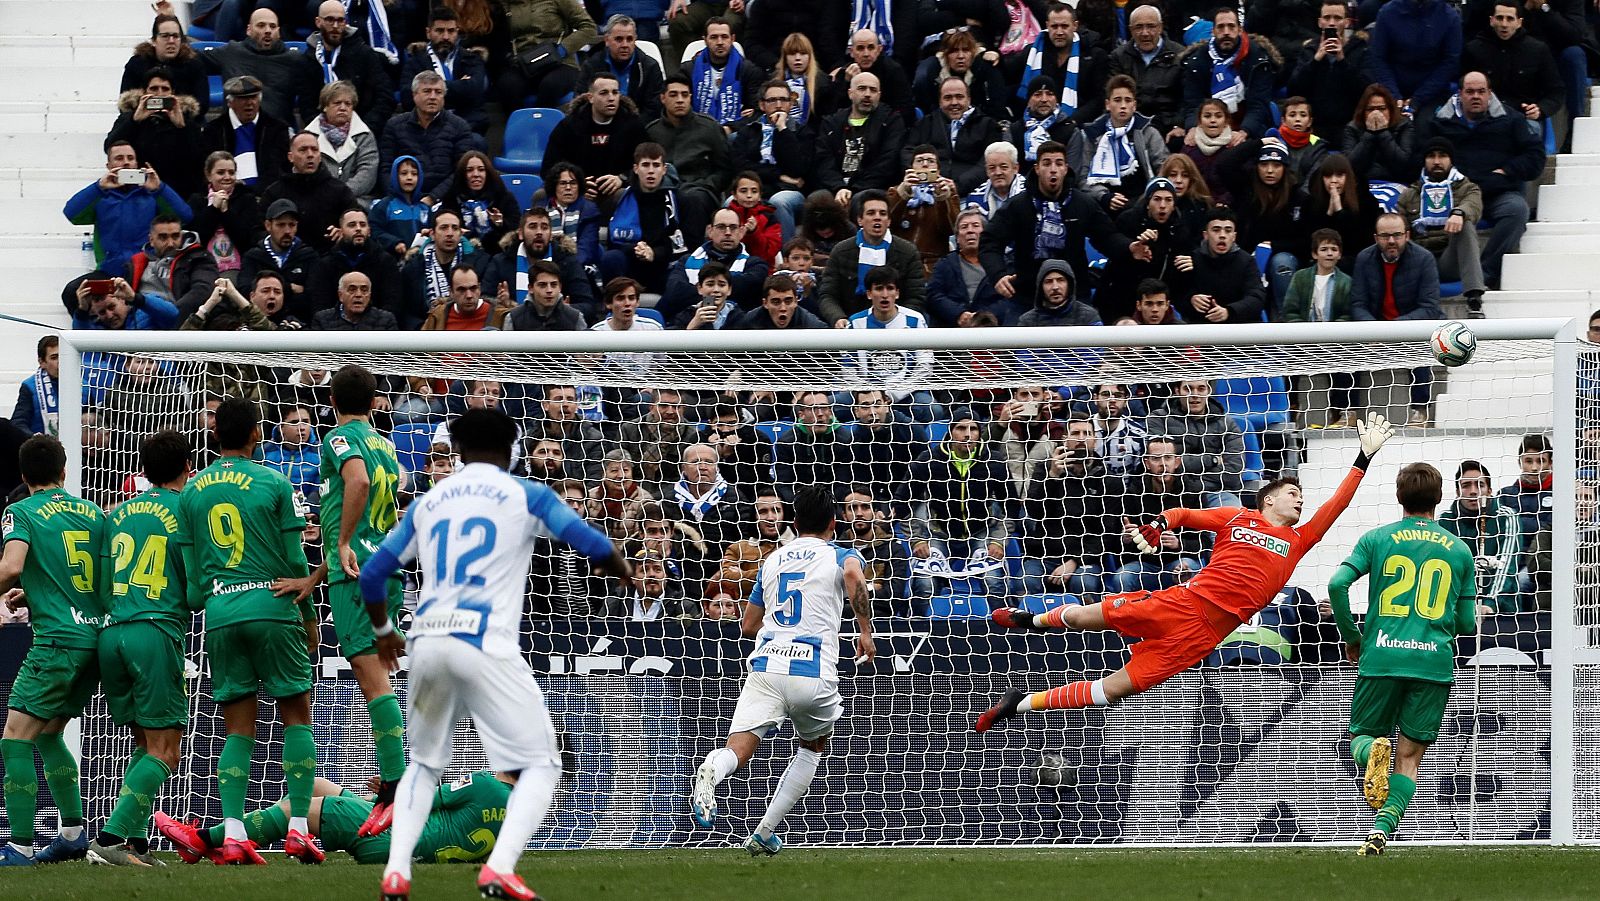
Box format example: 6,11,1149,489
979,412,1393,730
1328,462,1477,856
154,771,515,866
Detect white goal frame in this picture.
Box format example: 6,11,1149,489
54,317,1588,846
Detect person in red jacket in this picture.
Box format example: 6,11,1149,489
726,172,781,267
975,412,1394,732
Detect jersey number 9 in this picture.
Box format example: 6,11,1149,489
208,503,246,568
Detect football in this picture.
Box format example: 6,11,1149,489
1430,321,1478,367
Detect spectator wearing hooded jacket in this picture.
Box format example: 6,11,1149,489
1423,72,1545,289
68,277,181,332
106,68,207,201
399,8,492,132
113,212,219,320
979,140,1138,308
379,71,486,201
1367,0,1462,115
369,155,430,258
927,209,1019,327
1144,379,1247,508
262,404,321,501
202,9,319,126
1017,260,1103,327
1172,207,1266,324
540,72,651,189
1397,137,1488,312
1178,7,1278,138
122,13,211,118
66,142,192,278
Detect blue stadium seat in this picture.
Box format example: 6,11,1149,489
187,24,217,40
924,420,949,446
390,421,436,475
1216,377,1291,485
504,173,543,211
1440,280,1464,297
494,108,564,175
1084,237,1106,271
927,593,991,619
284,41,308,53
1544,118,1557,156
1252,241,1271,276
751,421,794,444
636,308,665,326
1018,594,1081,614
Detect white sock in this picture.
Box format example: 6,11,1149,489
58,824,83,841
1016,694,1035,713
756,748,821,839
1090,679,1109,706
706,747,738,785
8,841,34,857
288,816,309,835
384,762,441,881
224,818,247,842
484,762,561,875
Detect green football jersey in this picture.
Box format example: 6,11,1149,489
1,489,107,649
177,457,310,629
318,419,401,583
417,771,514,864
1330,516,1478,684
103,486,191,641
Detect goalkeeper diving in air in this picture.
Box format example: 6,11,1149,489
977,412,1394,731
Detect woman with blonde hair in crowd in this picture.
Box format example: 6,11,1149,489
774,32,821,128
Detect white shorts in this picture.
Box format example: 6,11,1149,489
728,671,841,742
404,637,561,772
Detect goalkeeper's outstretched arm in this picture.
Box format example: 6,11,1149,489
1301,413,1394,543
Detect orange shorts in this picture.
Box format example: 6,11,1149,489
1100,586,1242,692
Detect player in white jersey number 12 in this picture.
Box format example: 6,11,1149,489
690,486,876,855
358,409,634,901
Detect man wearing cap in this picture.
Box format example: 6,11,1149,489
202,8,318,126
1397,137,1487,317
1007,77,1081,176
201,75,292,187
239,198,319,318
259,132,359,253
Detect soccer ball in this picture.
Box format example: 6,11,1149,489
1430,322,1477,367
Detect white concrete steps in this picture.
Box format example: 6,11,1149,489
0,35,134,67
1,131,109,163
1574,117,1600,154
0,102,120,135
1520,234,1600,255
16,67,134,102
1501,253,1600,290
0,2,153,37
1536,185,1600,222
0,199,97,235
0,167,104,200
1480,289,1595,321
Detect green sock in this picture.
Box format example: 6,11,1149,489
282,725,316,819
368,694,406,783
113,748,150,840
1,738,38,844
1375,773,1417,835
1350,734,1375,767
34,733,82,826
207,804,287,848
105,754,170,843
218,735,255,822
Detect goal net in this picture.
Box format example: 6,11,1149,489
14,320,1581,848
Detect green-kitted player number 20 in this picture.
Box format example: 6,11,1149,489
1377,554,1452,621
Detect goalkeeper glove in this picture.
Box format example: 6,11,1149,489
1129,515,1168,555
1354,412,1393,469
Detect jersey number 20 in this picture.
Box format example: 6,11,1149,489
1377,554,1452,621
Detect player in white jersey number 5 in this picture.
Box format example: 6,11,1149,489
690,487,876,855
358,408,634,901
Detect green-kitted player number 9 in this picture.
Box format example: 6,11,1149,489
209,502,246,568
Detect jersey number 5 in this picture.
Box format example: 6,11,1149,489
1377,554,1451,621
60,530,95,592
774,572,804,626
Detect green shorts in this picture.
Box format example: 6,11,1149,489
1348,675,1452,744
317,793,390,864
98,622,188,730
330,577,403,659
7,644,98,722
206,621,313,704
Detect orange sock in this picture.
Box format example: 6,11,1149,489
1038,606,1073,629
1025,680,1100,712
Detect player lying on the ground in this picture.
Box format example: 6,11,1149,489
977,413,1393,730
1329,462,1477,857
690,486,876,856
0,435,106,867
154,771,515,865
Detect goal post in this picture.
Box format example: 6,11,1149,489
45,318,1587,848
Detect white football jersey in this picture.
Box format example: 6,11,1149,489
383,462,613,657
747,536,863,681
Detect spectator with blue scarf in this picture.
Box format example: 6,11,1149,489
10,337,59,438
579,15,666,120
399,8,491,131
659,208,772,323
1178,6,1277,140
239,199,319,317
817,189,926,326
688,17,764,126
667,0,747,76
483,207,598,319
1013,3,1109,124
1006,78,1082,176
301,2,395,136
600,143,690,291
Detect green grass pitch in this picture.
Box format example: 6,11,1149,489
6,848,1600,900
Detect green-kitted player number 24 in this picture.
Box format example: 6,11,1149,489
111,533,170,599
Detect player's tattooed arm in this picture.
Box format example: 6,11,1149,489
845,556,876,664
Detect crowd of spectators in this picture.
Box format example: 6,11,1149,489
22,0,1593,621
